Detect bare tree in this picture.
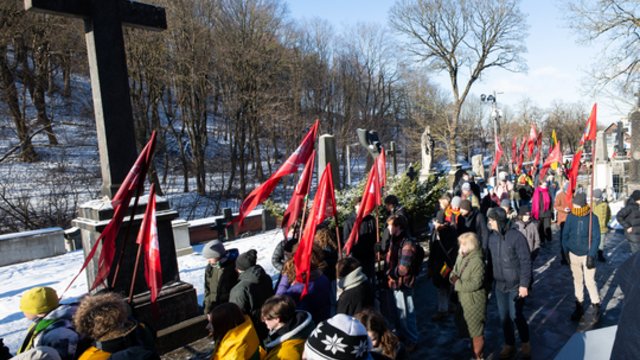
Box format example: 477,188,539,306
390,0,528,163
567,0,640,90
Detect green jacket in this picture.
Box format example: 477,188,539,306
593,201,611,234
452,248,486,338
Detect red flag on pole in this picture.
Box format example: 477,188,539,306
63,132,157,294
136,184,162,304
294,164,337,298
233,120,319,226
490,135,504,178
566,103,597,202
511,136,518,163
527,124,537,159
377,147,387,188
540,141,562,180
281,151,316,237
517,135,526,173
344,162,381,255
531,135,543,177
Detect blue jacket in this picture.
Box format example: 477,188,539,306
562,210,600,257
276,270,331,324
488,228,532,291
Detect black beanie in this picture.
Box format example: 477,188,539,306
518,204,531,216
573,192,587,207
631,190,640,202
236,249,258,271
488,207,507,224
460,199,472,212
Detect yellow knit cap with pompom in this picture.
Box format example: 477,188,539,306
20,287,59,315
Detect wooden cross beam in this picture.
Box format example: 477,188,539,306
24,0,166,197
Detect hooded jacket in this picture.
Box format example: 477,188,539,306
343,214,377,280
487,228,532,292
229,264,274,333
212,315,264,360
77,322,158,360
19,304,80,360
457,209,489,251
336,267,374,316
204,248,239,315
562,206,601,257
264,311,314,360
616,199,640,242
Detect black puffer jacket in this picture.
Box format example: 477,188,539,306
229,264,274,340
343,214,377,280
457,209,489,251
336,267,374,316
617,199,640,242
487,228,532,292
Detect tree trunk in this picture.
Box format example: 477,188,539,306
0,46,37,162
33,42,58,145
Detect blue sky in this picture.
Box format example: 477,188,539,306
285,0,630,126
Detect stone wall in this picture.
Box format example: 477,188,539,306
0,227,66,266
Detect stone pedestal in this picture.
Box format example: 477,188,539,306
171,219,192,257
318,134,341,189
72,196,200,336
594,163,613,197
595,131,608,162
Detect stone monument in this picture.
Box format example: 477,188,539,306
472,154,485,179
25,0,203,352
594,130,613,197
318,134,341,190
420,126,434,181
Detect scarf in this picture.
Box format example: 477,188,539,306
531,187,550,220
571,205,590,217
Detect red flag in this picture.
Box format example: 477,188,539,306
233,120,319,226
527,124,537,159
344,162,381,254
517,135,526,173
281,150,316,237
540,141,562,179
490,135,504,178
63,132,157,294
136,184,162,304
511,136,518,163
531,135,543,176
377,147,387,188
566,150,582,203
581,103,597,144
294,164,337,297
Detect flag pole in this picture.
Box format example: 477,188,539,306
334,214,343,259
111,176,146,289
588,136,597,253
127,236,144,303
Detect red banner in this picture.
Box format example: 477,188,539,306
344,162,381,254
136,184,162,304
281,151,316,237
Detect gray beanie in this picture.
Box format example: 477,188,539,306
593,188,603,199
451,196,462,209
236,249,258,271
202,240,226,260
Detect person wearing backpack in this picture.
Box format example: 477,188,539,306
385,214,421,351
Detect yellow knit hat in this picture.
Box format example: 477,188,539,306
20,287,59,315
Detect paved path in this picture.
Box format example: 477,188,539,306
163,227,631,359
409,226,629,360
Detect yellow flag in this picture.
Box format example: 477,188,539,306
551,130,558,170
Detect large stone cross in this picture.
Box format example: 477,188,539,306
24,0,167,197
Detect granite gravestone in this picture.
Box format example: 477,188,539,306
25,0,203,350
318,134,341,189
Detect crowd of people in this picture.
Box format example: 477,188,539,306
8,166,640,360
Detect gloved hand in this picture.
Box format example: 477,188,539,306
449,274,459,285
586,255,595,269
564,253,570,266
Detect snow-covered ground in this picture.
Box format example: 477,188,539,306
0,229,284,354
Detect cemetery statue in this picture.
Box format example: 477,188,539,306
420,126,434,181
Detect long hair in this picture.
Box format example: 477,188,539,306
458,232,479,255
355,309,399,359
209,302,245,344
314,228,337,250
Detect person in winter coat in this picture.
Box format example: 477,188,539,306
554,182,572,264
427,210,458,321
562,192,601,322
303,314,377,360
531,181,552,244
73,292,158,360
450,232,486,360
487,208,532,359
610,251,640,359
276,249,331,324
342,198,378,281
461,182,481,209
380,195,411,255
385,215,420,350
230,249,274,341
516,175,533,207
457,200,489,252
202,240,239,317
592,189,611,262
615,190,640,254
17,287,80,360
11,347,61,360
208,302,265,360
500,199,518,230
496,172,514,202
355,309,405,360
336,257,374,316
272,226,298,273
513,205,541,261
261,295,314,360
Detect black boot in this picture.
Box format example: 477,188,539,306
571,301,584,321
597,250,606,262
